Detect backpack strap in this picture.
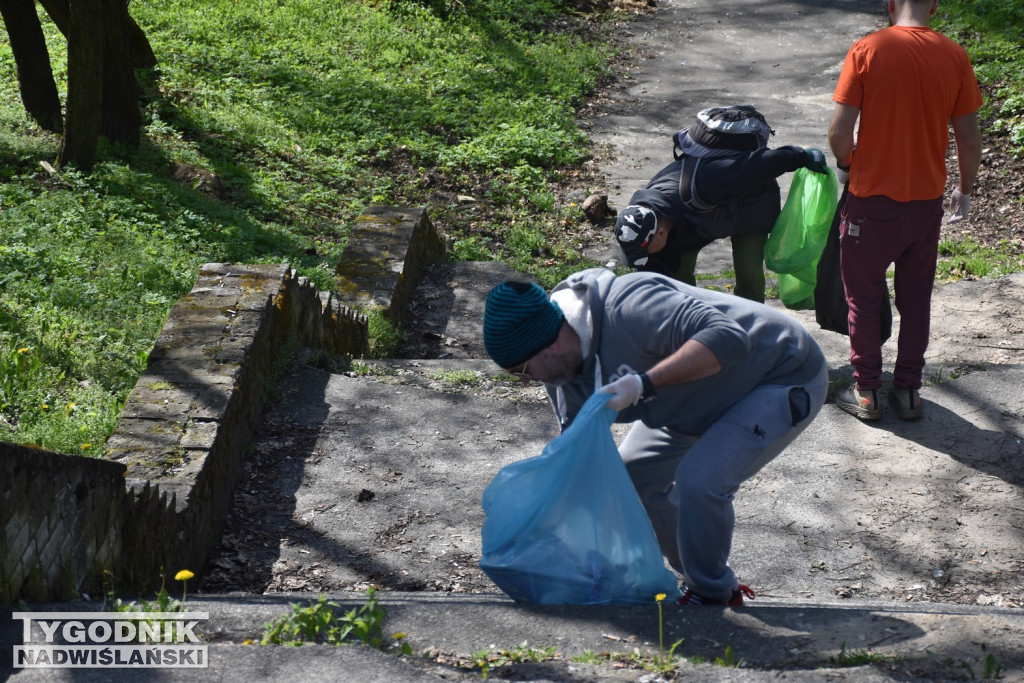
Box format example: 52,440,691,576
672,130,685,160
678,156,716,212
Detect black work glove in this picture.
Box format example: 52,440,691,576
803,148,829,175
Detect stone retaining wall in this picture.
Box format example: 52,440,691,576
0,264,367,602
1,206,442,603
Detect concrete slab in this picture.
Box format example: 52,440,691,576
399,261,538,359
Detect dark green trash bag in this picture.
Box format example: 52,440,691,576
765,167,838,308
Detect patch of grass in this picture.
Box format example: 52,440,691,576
695,269,735,281
937,236,1024,280
571,650,604,665
450,236,494,262
928,646,1005,680
831,642,902,668
260,588,411,654
472,642,559,678
925,363,962,385
107,569,198,643
364,308,404,359
432,369,481,386
935,0,1024,156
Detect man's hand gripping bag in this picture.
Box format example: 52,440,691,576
479,392,681,605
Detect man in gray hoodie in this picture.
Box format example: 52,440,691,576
483,268,828,605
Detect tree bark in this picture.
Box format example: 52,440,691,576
0,0,62,132
58,0,104,171
37,0,157,68
100,0,141,146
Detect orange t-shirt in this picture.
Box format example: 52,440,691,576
833,25,983,202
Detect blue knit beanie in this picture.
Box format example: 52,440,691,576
483,281,564,369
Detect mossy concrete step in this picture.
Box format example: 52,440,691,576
334,206,445,326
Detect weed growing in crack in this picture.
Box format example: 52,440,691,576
259,587,411,654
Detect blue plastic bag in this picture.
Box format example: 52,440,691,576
479,392,681,605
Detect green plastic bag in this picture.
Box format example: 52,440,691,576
764,167,839,275
778,265,817,311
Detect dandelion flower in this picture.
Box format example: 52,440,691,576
17,348,29,354
175,569,195,582
81,443,91,450
655,593,666,602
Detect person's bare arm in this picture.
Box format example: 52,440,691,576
951,111,982,195
644,339,722,389
828,102,860,168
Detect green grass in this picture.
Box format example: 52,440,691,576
0,0,611,453
937,235,1024,280
935,0,1024,156
831,643,902,668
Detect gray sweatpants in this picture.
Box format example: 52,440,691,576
621,363,828,601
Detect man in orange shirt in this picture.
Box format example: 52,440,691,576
828,0,982,421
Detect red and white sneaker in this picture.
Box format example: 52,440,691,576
678,584,755,606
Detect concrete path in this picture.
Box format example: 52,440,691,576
583,0,882,270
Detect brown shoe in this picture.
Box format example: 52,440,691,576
835,386,882,421
890,387,922,420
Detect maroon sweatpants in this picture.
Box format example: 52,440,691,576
839,194,944,391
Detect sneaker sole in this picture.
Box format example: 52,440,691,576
836,399,883,421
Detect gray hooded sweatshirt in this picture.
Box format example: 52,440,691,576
546,268,826,434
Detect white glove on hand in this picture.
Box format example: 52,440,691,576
836,166,849,186
948,189,971,223
600,373,643,411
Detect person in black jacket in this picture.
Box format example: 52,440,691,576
616,139,828,303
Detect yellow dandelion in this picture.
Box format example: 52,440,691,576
392,632,407,640
655,593,666,602
17,347,29,354
42,404,49,410
175,569,195,582
81,443,91,450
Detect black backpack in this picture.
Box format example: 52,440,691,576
673,105,775,159
671,105,776,217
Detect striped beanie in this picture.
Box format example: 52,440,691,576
483,281,564,369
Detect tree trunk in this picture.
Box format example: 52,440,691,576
100,0,141,146
58,0,104,171
37,0,157,68
0,0,62,132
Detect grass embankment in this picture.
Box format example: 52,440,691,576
1,0,1022,455
934,0,1024,278
0,0,612,454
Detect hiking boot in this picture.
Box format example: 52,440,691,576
835,386,882,421
678,584,755,606
889,387,922,420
